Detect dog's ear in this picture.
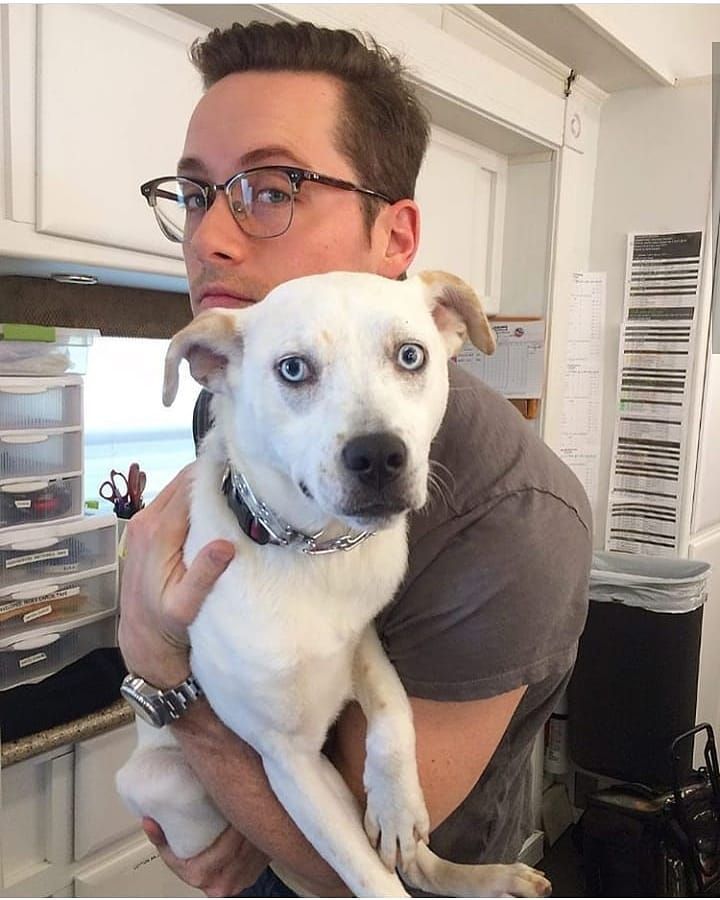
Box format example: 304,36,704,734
163,309,243,407
418,270,496,358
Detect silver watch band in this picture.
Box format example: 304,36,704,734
161,674,204,720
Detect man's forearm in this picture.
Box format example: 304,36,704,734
171,701,353,897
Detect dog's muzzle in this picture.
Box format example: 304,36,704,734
339,432,418,525
342,432,407,490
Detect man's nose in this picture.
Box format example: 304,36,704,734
187,193,251,262
341,432,408,491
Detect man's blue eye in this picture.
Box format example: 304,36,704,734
182,192,205,212
257,188,291,205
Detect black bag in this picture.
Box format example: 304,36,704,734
576,724,720,897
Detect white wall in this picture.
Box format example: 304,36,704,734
588,79,712,548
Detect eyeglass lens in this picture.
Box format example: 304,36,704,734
152,170,296,241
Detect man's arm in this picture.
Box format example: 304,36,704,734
331,689,526,833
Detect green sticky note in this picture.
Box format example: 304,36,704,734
2,323,57,342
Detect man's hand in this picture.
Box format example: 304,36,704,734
117,464,235,688
143,817,269,897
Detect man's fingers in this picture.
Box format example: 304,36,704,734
142,817,167,847
169,540,236,632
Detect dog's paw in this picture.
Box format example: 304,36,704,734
474,863,551,898
362,750,430,872
403,846,551,899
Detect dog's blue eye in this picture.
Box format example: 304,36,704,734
278,356,310,383
397,343,425,371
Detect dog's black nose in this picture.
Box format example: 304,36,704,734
342,433,408,490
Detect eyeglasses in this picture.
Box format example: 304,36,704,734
140,165,394,242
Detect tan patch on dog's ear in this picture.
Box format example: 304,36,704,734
418,270,496,358
163,310,243,406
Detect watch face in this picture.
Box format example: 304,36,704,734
120,676,167,727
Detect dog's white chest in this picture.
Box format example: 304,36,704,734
184,509,407,751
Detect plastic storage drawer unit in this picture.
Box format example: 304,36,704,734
0,564,118,640
0,376,83,431
0,515,118,590
0,428,83,479
0,611,118,689
0,325,99,376
0,474,83,531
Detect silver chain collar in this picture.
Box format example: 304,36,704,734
225,466,375,556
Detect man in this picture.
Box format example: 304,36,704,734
118,20,591,897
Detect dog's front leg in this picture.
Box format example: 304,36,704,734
261,741,409,897
351,629,551,898
352,625,430,873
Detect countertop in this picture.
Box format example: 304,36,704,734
1,698,134,767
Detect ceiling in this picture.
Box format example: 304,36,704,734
477,4,720,93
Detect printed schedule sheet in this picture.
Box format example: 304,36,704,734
605,231,703,555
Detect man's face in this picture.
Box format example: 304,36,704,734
180,71,414,316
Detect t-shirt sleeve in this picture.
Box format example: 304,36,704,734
376,488,591,701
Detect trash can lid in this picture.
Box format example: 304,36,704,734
589,551,710,613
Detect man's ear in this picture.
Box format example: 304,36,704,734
373,200,421,279
163,309,243,407
418,270,496,358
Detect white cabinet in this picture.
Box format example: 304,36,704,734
0,725,202,898
0,3,206,285
74,836,202,898
36,4,202,259
0,748,73,898
73,725,142,860
413,126,507,315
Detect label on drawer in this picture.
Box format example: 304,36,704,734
5,547,70,569
18,652,47,668
0,586,81,625
22,604,53,623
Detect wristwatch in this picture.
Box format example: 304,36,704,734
120,672,204,727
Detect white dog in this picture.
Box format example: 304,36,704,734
117,271,551,898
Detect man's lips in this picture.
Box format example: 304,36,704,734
198,291,257,310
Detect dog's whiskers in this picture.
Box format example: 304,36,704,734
425,460,455,512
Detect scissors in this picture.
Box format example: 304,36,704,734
99,469,132,517
99,464,147,518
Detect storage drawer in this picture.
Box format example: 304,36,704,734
0,325,98,376
0,474,83,530
0,428,83,479
0,610,117,689
0,376,83,430
0,514,117,589
0,564,117,641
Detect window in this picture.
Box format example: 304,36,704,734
83,336,199,512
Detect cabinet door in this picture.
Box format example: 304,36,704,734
74,835,202,898
0,749,73,897
36,4,205,258
412,126,507,315
74,723,139,860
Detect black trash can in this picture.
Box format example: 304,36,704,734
568,552,710,788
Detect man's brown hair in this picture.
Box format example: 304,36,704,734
189,20,431,232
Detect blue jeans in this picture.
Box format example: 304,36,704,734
236,867,299,897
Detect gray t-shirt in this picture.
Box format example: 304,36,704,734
375,362,592,869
